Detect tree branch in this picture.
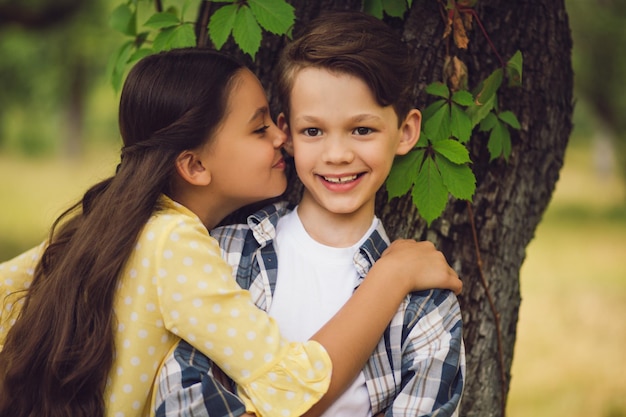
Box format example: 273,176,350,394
0,1,82,29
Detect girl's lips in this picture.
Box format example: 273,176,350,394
273,157,286,169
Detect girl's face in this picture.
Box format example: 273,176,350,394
200,69,287,211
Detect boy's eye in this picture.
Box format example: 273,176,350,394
353,127,373,135
303,128,322,137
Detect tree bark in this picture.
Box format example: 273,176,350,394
224,1,573,415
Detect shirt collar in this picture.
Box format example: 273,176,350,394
354,225,390,277
246,201,390,277
246,201,292,247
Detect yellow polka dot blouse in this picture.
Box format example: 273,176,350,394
0,195,331,417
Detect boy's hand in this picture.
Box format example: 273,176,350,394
377,239,462,295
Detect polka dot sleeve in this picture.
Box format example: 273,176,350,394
0,242,45,347
153,213,331,416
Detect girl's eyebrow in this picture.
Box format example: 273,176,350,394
248,106,269,124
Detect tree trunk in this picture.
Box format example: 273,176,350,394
224,1,573,415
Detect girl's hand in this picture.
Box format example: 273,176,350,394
375,239,462,295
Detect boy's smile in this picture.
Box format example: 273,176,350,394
282,67,420,235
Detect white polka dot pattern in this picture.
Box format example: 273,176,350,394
0,197,331,417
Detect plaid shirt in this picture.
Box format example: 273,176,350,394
155,202,465,417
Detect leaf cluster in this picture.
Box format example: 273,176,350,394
107,0,524,226
108,0,294,91
386,50,522,224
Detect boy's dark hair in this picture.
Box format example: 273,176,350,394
276,11,415,125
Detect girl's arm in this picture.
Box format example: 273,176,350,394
157,219,459,417
234,240,459,417
304,239,460,416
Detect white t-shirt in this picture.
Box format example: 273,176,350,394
269,207,379,417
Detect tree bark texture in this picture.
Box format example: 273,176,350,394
222,1,573,415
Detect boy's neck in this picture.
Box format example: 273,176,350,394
295,192,376,248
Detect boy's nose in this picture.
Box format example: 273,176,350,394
322,136,354,164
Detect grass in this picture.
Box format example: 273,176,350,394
0,138,624,417
506,140,626,417
0,145,119,259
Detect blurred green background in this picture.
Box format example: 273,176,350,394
0,1,625,416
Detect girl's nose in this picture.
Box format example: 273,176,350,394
271,122,287,147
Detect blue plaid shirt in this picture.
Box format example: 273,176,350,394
155,202,465,416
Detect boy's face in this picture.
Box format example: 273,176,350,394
281,67,420,219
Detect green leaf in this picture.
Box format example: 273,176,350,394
437,157,476,200
466,92,496,128
502,125,512,160
382,0,408,17
432,139,470,164
248,0,295,34
232,6,263,58
479,111,498,132
450,104,472,143
451,90,473,106
133,31,150,49
466,68,503,129
423,101,451,142
474,68,502,106
109,40,134,92
153,27,173,52
144,11,180,30
128,47,154,65
506,50,523,87
413,156,448,225
364,0,384,18
422,99,446,120
488,120,512,161
209,4,238,49
110,4,136,36
168,24,197,48
425,82,450,99
386,149,422,199
152,25,196,52
498,110,521,129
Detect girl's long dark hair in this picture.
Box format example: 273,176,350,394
0,48,244,417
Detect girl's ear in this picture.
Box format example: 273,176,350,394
175,149,212,186
396,109,422,156
277,112,294,156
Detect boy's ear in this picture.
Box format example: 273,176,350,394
175,149,212,186
277,112,294,156
395,109,422,156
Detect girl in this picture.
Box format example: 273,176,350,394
0,48,460,417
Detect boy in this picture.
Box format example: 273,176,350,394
156,11,464,417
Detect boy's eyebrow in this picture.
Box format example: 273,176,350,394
350,114,383,123
294,113,382,124
248,106,269,124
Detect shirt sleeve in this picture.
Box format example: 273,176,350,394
0,242,46,348
154,340,246,417
386,290,465,416
153,217,331,417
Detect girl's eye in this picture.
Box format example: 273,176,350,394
254,125,270,134
303,128,322,137
353,127,373,135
